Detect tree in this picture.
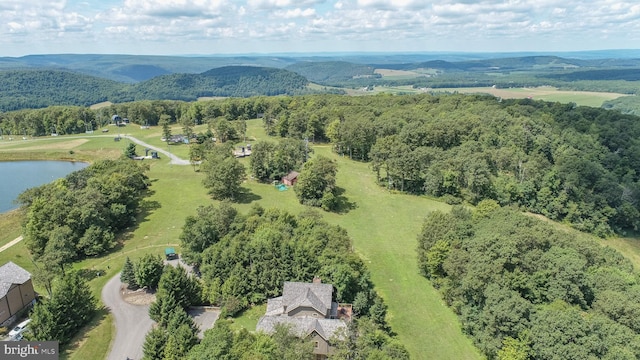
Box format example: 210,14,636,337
135,254,164,289
160,114,172,142
180,202,238,265
187,319,234,360
201,147,246,201
39,225,76,276
142,326,168,360
124,142,137,158
120,256,138,289
28,272,96,345
294,155,338,210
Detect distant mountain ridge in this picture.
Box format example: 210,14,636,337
0,66,309,111
2,52,640,111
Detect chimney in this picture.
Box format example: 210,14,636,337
313,276,322,284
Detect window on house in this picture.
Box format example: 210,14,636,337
314,341,319,348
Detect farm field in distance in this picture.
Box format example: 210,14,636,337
429,86,630,107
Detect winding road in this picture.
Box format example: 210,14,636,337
102,274,154,360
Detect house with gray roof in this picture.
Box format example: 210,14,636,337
256,278,351,359
0,262,36,326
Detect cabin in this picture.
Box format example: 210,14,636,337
282,171,300,186
0,262,36,327
256,279,350,359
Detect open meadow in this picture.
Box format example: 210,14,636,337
429,86,629,107
6,118,640,359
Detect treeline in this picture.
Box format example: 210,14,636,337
17,158,148,346
417,205,640,359
0,97,278,136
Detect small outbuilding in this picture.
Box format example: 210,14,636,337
165,247,178,260
282,171,300,186
0,262,36,327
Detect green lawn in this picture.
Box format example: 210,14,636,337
0,121,483,359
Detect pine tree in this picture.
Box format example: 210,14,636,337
120,257,138,289
142,326,168,360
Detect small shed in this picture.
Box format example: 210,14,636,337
165,248,177,260
282,171,300,186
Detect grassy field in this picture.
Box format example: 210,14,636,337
430,86,629,107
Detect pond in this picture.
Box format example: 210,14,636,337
0,161,89,213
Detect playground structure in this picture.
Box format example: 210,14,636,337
273,181,289,191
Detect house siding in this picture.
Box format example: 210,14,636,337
311,332,330,356
0,296,10,324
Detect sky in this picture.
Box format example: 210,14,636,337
1,0,640,57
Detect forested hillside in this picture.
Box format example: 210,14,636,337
285,61,378,85
417,205,640,359
0,70,124,111
0,66,310,111
130,66,308,100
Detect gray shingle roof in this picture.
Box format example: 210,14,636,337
0,262,31,298
256,316,347,341
282,281,333,314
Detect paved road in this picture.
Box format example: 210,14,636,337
121,135,191,165
102,274,154,360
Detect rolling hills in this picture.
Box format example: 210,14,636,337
3,52,640,112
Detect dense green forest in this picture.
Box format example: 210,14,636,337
18,159,149,261
131,66,309,101
417,205,640,359
0,67,310,111
0,70,123,111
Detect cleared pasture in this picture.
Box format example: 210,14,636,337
430,86,629,107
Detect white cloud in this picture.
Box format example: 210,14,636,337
1,0,640,55
274,8,316,18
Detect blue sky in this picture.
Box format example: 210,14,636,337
2,0,639,57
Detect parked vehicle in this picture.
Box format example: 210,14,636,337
8,319,31,339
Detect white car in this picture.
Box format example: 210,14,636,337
8,319,31,339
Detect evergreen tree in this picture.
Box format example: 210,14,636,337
28,272,96,345
142,326,168,360
120,256,138,289
123,142,137,158
135,254,164,289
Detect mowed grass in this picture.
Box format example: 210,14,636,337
0,210,22,247
0,121,481,359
